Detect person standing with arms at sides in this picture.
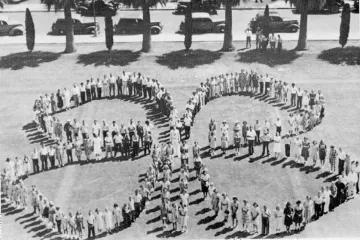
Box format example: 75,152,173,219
296,87,303,109
242,121,248,147
273,132,281,159
80,120,88,140
220,132,229,155
132,133,140,158
311,140,319,166
220,193,230,223
274,205,283,234
56,89,63,110
85,80,91,102
183,113,192,139
137,73,144,97
48,145,56,169
80,82,86,104
120,71,127,96
144,131,152,156
230,197,239,229
66,139,73,164
31,148,40,173
70,84,79,108
318,140,327,169
63,88,71,111
277,35,282,55
102,120,109,147
220,120,229,138
303,196,313,228
245,28,252,48
293,200,303,232
113,132,123,158
105,132,113,159
93,134,102,161
309,90,316,110
233,121,242,155
90,78,97,100
109,73,116,98
136,121,144,148
283,202,293,233
260,130,271,156
338,147,346,176
251,202,260,234
40,143,48,171
259,74,264,94
255,27,261,49
55,140,64,167
72,119,80,138
128,119,136,144
116,76,123,98
302,90,309,111
290,83,297,107
74,136,82,162
301,137,311,165
127,74,133,97
87,210,96,238
110,121,119,140
247,126,256,155
83,134,92,162
261,205,271,236
96,78,102,99
102,75,109,98
269,33,276,53
92,120,101,138
282,82,288,103
264,74,270,96
274,117,282,135
293,136,302,163
284,132,291,158
329,146,338,173
241,200,251,232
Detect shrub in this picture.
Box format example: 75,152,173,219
25,8,35,52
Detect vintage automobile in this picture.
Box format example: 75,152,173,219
51,17,100,35
249,12,299,34
114,17,163,35
0,16,25,36
292,0,344,14
179,12,225,33
174,0,220,15
76,0,118,17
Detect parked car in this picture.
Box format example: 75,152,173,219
355,0,359,13
179,12,225,33
174,0,220,15
114,17,163,35
249,11,299,33
76,0,118,17
293,0,344,13
0,16,25,36
51,17,100,35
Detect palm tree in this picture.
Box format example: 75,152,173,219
121,0,167,52
287,0,309,50
42,0,77,53
220,0,247,51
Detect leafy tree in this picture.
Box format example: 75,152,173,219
339,3,350,48
25,8,35,52
42,0,77,53
121,0,167,52
184,1,192,51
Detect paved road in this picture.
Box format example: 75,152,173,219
1,9,359,44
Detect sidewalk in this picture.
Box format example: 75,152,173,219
0,1,293,13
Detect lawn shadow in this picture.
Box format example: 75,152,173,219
215,226,233,237
205,220,225,231
156,49,223,70
225,230,250,239
77,50,141,67
195,207,211,216
237,48,302,67
0,51,61,70
318,46,360,65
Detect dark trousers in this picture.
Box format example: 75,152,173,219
255,130,260,144
144,141,151,155
248,140,254,154
276,126,281,135
97,88,102,99
320,202,325,216
91,87,96,99
185,126,191,139
246,36,251,48
110,83,115,97
285,144,291,157
32,158,39,173
143,86,147,98
88,223,95,238
132,142,139,157
262,217,269,235
260,82,264,93
147,87,152,99
291,93,296,106
117,84,122,97
134,202,141,218
40,155,48,171
314,203,322,219
128,85,133,96
66,150,73,163
49,155,55,168
265,82,270,95
66,131,72,142
297,96,302,109
114,143,122,157
86,89,91,102
56,220,62,233
262,142,270,155
278,42,282,55
80,91,86,104
138,135,144,148
338,160,345,175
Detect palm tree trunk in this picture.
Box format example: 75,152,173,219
296,0,308,50
222,0,234,51
142,0,151,53
64,0,76,53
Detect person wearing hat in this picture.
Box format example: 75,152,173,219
200,168,210,200
293,200,303,232
233,121,242,156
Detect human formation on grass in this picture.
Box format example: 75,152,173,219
2,68,360,239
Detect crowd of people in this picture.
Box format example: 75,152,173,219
245,27,284,55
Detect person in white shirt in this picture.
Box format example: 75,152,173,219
96,78,102,99
110,121,119,139
31,148,40,173
290,83,297,107
220,120,229,138
80,82,86,104
245,28,252,48
71,84,80,107
264,74,270,96
296,87,303,109
247,126,256,155
274,117,282,135
109,73,116,98
269,33,277,53
102,75,109,98
39,143,48,171
92,120,101,138
183,114,192,139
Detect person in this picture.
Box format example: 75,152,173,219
230,197,239,229
102,120,109,147
277,35,282,55
220,132,228,155
242,121,248,146
132,133,140,158
87,210,96,238
251,202,260,234
83,134,93,161
293,200,303,232
284,132,291,158
179,202,189,233
136,121,144,148
102,75,109,98
93,134,102,161
338,147,346,175
211,189,221,217
75,211,85,239
269,33,276,52
348,169,358,200
113,203,122,230
255,27,262,49
113,132,123,158
261,205,271,235
329,146,338,173
109,73,116,97
122,203,131,228
274,205,283,234
71,84,80,107
104,132,113,159
63,87,71,111
23,155,31,177
55,207,62,234
283,202,293,233
261,33,268,51
311,141,319,166
260,130,271,156
290,83,297,107
31,148,40,173
85,80,92,102
245,28,252,48
40,143,48,171
104,207,113,234
200,168,210,199
247,126,256,155
301,137,311,165
96,78,102,99
80,83,86,104
209,131,217,157
319,140,327,168
329,183,338,211
233,124,242,156
241,200,251,232
273,132,281,159
220,193,230,223
90,78,97,99
293,136,302,163
74,136,82,162
167,202,178,232
313,191,323,220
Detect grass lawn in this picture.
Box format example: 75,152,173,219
1,40,360,240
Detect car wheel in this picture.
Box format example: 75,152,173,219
151,28,160,35
217,26,225,33
12,29,23,36
290,26,298,33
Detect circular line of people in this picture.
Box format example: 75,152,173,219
1,174,155,239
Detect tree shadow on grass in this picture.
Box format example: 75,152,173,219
0,51,61,70
237,49,302,67
156,49,223,70
317,46,360,65
77,50,141,67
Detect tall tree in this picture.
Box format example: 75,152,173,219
42,0,77,53
121,0,167,52
295,0,309,50
184,1,192,51
105,9,114,51
25,8,35,52
339,3,350,48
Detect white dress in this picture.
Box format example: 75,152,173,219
273,136,281,153
93,137,102,155
104,210,113,229
63,90,71,108
170,129,180,157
